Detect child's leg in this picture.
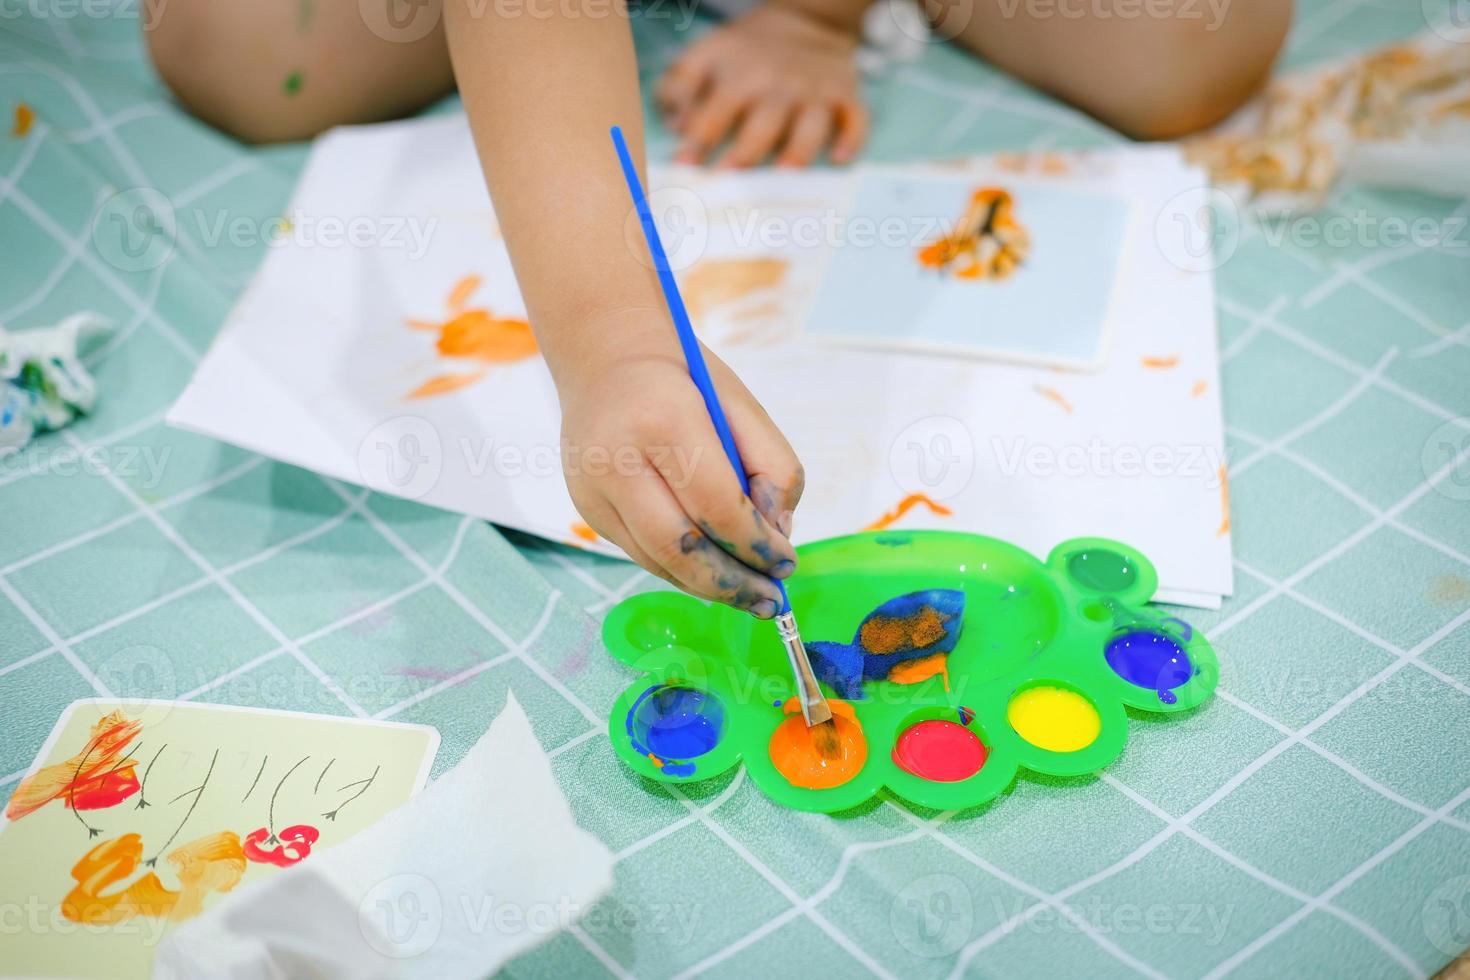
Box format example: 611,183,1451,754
931,0,1291,139
146,0,456,143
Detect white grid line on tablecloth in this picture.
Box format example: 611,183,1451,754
1215,687,1470,835
1219,295,1470,433
1410,320,1470,359
1227,347,1399,478
883,800,1178,980
1203,780,1470,979
60,103,168,144
0,576,114,698
1233,560,1470,702
943,601,1470,978
1297,198,1470,311
1207,441,1470,643
1100,773,1424,978
62,430,372,717
1220,296,1290,362
0,436,257,565
1238,440,1470,596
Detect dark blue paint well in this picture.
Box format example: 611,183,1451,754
1105,630,1193,703
626,685,725,776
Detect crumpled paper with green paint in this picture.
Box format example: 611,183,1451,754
0,313,107,454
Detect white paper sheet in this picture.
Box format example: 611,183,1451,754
152,693,613,980
168,116,1232,604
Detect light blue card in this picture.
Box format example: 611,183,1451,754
803,172,1132,369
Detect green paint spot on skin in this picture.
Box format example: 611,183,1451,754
297,0,315,30
284,71,304,96
1067,549,1136,593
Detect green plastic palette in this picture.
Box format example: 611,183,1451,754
604,531,1218,813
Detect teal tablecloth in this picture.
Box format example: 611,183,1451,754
2,1,1468,976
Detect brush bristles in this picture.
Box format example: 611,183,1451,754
810,718,841,759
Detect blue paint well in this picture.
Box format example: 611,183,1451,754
1105,630,1193,703
626,685,725,776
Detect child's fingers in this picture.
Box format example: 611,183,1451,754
776,104,836,167
718,100,795,169
610,470,785,618
581,504,678,589
675,84,746,163
651,410,797,579
829,99,870,165
707,363,804,537
655,56,713,132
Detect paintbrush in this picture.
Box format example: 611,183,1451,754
610,126,838,748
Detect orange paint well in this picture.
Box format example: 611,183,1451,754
865,493,953,532
769,698,866,790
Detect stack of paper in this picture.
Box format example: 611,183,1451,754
169,116,1232,606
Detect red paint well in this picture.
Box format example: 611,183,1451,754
891,720,987,782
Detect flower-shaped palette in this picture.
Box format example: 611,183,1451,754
604,532,1218,813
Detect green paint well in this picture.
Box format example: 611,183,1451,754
1066,548,1136,593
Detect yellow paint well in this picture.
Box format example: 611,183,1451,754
1007,686,1099,752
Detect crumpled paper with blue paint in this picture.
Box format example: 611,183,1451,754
0,313,108,454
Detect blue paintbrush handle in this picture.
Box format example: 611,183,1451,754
610,125,791,612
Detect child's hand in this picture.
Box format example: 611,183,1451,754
657,4,869,168
559,342,804,619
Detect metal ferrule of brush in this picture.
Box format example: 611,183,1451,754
775,610,830,727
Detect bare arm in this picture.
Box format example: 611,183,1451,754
443,0,804,615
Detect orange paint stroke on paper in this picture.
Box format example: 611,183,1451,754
1191,379,1209,397
63,830,246,925
6,711,141,820
406,274,538,399
865,493,954,532
1034,384,1074,414
1216,464,1231,538
1142,355,1180,369
918,187,1031,282
407,372,486,399
13,103,34,137
681,258,788,324
569,521,599,544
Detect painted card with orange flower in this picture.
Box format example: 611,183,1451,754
0,700,437,979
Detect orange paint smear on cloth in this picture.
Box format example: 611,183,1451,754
769,699,867,790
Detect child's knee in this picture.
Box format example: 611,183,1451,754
147,16,286,143
145,7,345,144
1113,6,1292,140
